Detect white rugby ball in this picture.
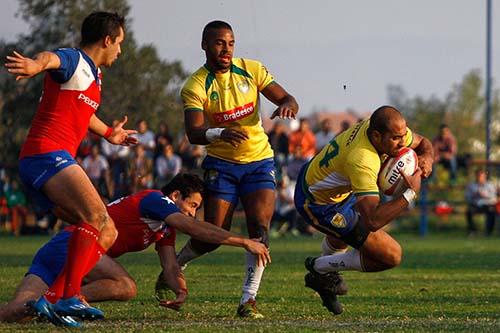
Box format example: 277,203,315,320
378,147,418,196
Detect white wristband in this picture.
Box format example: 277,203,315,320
402,188,417,205
205,128,224,143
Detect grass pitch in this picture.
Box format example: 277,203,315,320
0,231,499,332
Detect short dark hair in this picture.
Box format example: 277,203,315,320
80,12,125,47
161,174,204,199
368,105,401,135
202,20,233,42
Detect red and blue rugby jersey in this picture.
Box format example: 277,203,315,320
20,48,102,158
105,190,179,258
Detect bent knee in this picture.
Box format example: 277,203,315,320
115,277,137,301
383,242,402,268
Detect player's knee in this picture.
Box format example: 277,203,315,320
115,277,137,301
384,242,402,268
87,210,110,230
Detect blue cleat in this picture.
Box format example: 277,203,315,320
54,296,104,320
28,296,81,327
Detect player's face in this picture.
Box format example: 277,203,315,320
380,119,407,157
203,28,234,72
103,27,125,67
176,192,203,218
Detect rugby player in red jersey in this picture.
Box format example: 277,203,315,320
4,12,137,326
0,174,270,326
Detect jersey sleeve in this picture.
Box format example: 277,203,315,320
252,60,274,91
155,228,176,248
139,191,180,220
49,48,80,83
346,154,380,197
181,78,206,112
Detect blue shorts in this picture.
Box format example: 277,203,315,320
26,230,71,286
19,150,77,212
294,164,360,239
202,156,276,205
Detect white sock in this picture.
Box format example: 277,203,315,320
314,249,363,273
176,240,204,268
321,236,348,256
240,252,265,304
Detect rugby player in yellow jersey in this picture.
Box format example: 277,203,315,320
173,20,298,318
295,106,433,314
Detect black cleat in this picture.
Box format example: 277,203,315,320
305,272,343,315
304,256,348,295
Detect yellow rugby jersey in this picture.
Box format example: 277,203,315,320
181,58,275,163
302,119,413,204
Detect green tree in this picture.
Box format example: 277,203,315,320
0,0,187,166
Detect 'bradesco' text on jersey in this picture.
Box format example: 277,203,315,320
181,58,275,163
302,119,414,204
20,48,102,159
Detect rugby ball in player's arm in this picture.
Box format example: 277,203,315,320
378,147,418,196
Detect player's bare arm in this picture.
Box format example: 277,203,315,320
89,114,138,146
184,110,249,147
409,132,434,178
356,169,423,231
261,82,299,120
156,245,187,311
5,51,61,80
165,213,271,267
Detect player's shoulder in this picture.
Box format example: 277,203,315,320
183,65,210,87
233,58,265,75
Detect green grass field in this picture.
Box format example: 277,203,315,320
0,231,499,332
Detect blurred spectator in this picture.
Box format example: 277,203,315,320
5,179,28,236
289,118,316,159
464,169,497,236
287,146,309,181
338,120,351,135
128,144,153,192
271,175,300,237
433,124,458,183
77,132,101,159
134,119,156,158
154,121,174,159
268,121,289,174
82,145,112,200
101,124,131,199
315,118,335,152
155,144,182,187
177,134,205,174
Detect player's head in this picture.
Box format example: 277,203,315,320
201,20,234,72
161,174,204,217
80,11,125,67
368,105,407,157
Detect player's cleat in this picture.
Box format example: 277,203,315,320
54,295,104,320
236,299,264,319
304,256,348,295
305,272,343,315
28,296,81,327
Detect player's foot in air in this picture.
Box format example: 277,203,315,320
236,299,264,319
53,295,104,320
304,256,347,315
27,296,81,327
304,256,348,295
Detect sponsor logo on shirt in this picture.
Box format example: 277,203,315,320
210,91,219,101
237,80,249,94
212,102,254,123
77,93,99,110
330,213,347,228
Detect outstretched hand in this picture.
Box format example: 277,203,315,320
400,168,423,193
245,238,271,267
220,128,249,147
158,289,187,311
107,116,138,146
5,51,43,81
270,103,296,120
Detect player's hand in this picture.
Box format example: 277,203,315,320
5,51,43,81
244,239,271,267
220,128,249,147
158,289,187,311
270,103,296,120
107,116,138,146
417,154,433,178
400,167,422,193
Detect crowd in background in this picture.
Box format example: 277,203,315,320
1,117,499,237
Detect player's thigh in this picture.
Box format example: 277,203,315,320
85,255,134,283
203,194,236,230
360,229,402,264
241,188,276,232
43,164,107,224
